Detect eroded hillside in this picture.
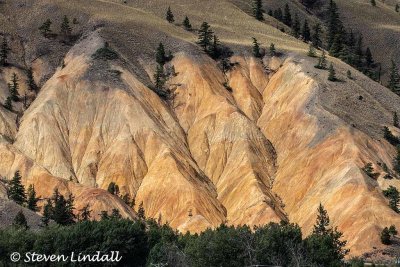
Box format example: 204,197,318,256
0,0,399,257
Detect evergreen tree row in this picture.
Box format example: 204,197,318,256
0,203,349,267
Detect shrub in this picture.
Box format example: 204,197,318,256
92,42,118,60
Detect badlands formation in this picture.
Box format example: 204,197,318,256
0,0,399,257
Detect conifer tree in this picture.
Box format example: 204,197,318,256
269,43,276,56
166,6,175,23
371,0,376,7
313,203,330,235
4,96,12,111
252,37,261,58
41,199,52,227
311,204,348,259
389,225,398,236
274,8,283,22
13,210,28,229
328,63,337,81
329,35,343,57
51,189,76,225
302,19,311,42
8,73,20,101
388,60,400,94
182,16,192,31
327,0,342,50
197,22,213,52
283,4,292,27
0,37,10,66
355,35,364,68
107,182,119,196
26,67,38,92
315,50,327,69
8,171,26,205
383,186,400,213
111,208,122,219
292,13,301,38
394,146,400,174
27,184,39,212
381,227,391,244
60,15,72,40
394,112,399,128
312,23,322,48
156,42,167,66
154,65,165,92
252,0,264,21
210,35,221,59
138,201,145,220
79,204,91,222
39,19,52,37
307,44,316,57
365,47,374,68
396,4,399,12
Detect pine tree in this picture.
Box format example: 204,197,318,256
210,35,221,59
383,186,400,213
302,19,311,42
381,227,391,245
307,44,316,57
315,50,327,69
60,15,72,40
371,0,376,7
329,35,343,57
166,6,175,23
313,203,330,235
197,22,213,52
154,65,165,92
396,4,399,12
4,97,12,111
328,63,337,81
355,35,364,68
388,60,400,94
78,204,91,221
269,43,276,56
274,8,283,22
156,42,167,66
252,0,264,21
327,0,342,50
8,73,20,101
13,210,28,229
138,201,145,220
312,23,322,48
283,4,292,27
365,47,374,68
107,182,119,195
51,189,76,225
394,112,399,128
8,171,26,205
252,37,261,58
111,208,122,219
27,185,39,212
389,225,398,236
183,16,192,31
394,147,400,174
39,19,52,37
0,37,10,66
26,67,38,92
292,13,301,38
41,199,52,226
